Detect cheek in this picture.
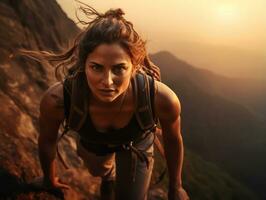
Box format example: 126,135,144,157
119,76,131,91
85,69,98,89
85,69,92,80
119,70,132,83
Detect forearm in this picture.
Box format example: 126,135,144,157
164,133,184,188
38,137,57,184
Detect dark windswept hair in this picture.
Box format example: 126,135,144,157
18,1,161,82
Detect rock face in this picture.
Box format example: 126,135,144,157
0,0,101,199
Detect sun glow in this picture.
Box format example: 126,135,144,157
216,4,240,24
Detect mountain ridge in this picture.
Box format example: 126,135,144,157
151,50,266,198
151,51,266,121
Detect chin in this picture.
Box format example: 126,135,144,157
97,94,117,103
101,97,115,103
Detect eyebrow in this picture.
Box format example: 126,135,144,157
89,61,127,67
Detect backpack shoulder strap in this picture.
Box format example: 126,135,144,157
63,73,88,132
132,72,157,131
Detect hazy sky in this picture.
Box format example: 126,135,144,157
56,0,266,79
57,0,266,53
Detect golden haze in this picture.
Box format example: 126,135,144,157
57,0,266,79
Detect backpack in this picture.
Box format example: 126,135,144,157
57,71,165,182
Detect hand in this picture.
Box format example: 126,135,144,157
168,186,190,200
29,176,71,192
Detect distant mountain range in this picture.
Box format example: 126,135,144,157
151,51,266,198
163,40,266,80
151,51,266,122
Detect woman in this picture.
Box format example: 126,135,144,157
27,4,189,200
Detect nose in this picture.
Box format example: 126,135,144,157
102,70,114,87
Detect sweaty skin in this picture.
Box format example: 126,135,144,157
154,81,189,200
38,82,69,190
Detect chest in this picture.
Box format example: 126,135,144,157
88,105,135,132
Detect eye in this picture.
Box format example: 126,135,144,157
113,65,127,75
91,64,103,72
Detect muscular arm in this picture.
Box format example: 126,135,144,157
154,81,185,192
38,82,64,185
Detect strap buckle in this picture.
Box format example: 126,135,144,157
122,141,133,150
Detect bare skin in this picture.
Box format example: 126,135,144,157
35,82,69,190
154,81,189,200
35,43,189,200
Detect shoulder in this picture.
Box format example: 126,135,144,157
154,80,181,122
39,81,64,122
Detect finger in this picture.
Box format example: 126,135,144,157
57,179,71,189
60,184,71,190
56,182,71,190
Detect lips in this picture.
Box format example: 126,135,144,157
99,89,116,96
99,89,116,92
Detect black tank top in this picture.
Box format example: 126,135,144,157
79,108,142,144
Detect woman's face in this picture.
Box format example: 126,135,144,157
85,43,134,103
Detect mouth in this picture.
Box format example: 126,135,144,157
99,88,116,92
99,88,116,95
